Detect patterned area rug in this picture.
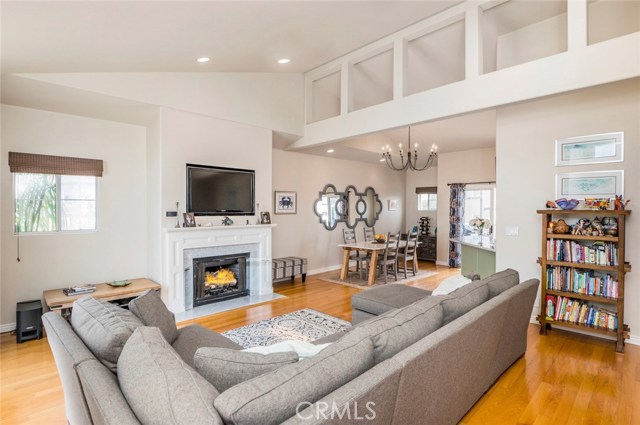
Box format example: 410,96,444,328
321,269,438,290
221,309,351,348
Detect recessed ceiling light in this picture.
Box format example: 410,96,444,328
277,58,291,64
326,149,335,153
197,57,210,63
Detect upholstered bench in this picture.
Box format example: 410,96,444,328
272,257,307,283
351,284,431,324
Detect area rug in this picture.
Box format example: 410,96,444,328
320,269,438,290
221,309,351,348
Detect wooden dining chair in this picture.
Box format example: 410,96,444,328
378,232,400,284
342,228,362,273
363,227,375,242
397,229,418,279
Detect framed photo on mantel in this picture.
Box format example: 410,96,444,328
274,191,297,214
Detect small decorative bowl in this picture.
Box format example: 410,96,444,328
374,238,386,243
107,280,132,287
555,198,579,210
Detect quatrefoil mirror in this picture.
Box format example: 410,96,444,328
313,184,383,231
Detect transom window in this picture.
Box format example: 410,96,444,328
14,173,97,233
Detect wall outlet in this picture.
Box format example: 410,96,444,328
166,211,178,217
505,226,519,236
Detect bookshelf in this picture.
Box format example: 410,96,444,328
537,209,631,352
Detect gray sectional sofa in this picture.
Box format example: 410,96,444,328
43,269,538,425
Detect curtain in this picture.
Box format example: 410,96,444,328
9,152,103,177
448,183,466,268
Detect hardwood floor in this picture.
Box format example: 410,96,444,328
1,262,638,424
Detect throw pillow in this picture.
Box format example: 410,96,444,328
214,329,374,425
128,289,178,344
242,340,330,359
195,347,298,392
432,275,472,296
71,297,143,372
118,327,223,425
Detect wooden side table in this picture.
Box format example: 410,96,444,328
43,278,160,317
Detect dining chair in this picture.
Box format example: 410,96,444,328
378,232,400,284
363,227,375,242
343,228,362,273
397,229,418,279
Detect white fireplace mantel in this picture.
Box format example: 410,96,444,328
162,224,275,313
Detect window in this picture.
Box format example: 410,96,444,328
418,193,437,211
463,184,496,234
14,173,97,233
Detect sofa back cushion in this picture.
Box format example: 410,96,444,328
441,284,490,325
214,329,374,425
129,289,178,344
356,297,443,363
118,327,223,425
76,359,141,425
194,347,298,392
482,268,520,298
71,297,143,372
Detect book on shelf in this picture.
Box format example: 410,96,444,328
545,266,618,298
547,295,618,330
546,239,618,266
63,284,96,296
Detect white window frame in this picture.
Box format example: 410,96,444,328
417,193,437,211
13,173,99,235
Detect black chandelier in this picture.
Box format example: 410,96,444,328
382,126,437,171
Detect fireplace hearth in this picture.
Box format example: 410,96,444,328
193,253,249,306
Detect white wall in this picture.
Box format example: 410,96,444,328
0,105,147,327
495,78,640,343
436,147,496,264
405,167,437,235
272,149,405,273
159,108,273,230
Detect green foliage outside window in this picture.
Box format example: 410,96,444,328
14,174,57,232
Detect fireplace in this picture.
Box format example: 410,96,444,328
193,253,249,306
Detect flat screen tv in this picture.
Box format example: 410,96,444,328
187,164,255,216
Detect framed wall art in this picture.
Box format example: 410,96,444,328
555,132,623,166
556,170,623,199
274,191,297,214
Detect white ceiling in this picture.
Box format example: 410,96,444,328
1,1,460,74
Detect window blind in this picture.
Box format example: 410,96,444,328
415,186,437,194
8,152,103,177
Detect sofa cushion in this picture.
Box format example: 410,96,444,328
483,268,520,298
351,285,431,316
128,289,178,344
441,283,490,325
70,297,143,372
357,297,443,363
195,347,298,392
118,327,223,425
214,329,374,425
172,323,243,367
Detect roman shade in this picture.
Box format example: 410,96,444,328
415,186,437,194
8,152,103,177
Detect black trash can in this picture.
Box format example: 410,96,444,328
16,300,43,343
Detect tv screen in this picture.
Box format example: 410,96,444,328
187,164,255,216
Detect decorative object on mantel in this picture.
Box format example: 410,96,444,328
175,201,181,228
553,219,570,234
183,212,196,227
382,126,438,171
221,216,234,226
614,195,630,210
555,198,580,210
546,200,558,209
260,212,271,224
274,191,297,214
584,198,610,210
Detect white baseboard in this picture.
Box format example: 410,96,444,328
435,260,449,266
307,264,342,276
1,322,16,333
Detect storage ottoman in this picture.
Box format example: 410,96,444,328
272,257,307,283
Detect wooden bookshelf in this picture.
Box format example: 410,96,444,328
537,209,631,352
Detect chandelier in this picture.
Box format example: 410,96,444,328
382,126,437,171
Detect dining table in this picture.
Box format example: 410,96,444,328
338,240,415,286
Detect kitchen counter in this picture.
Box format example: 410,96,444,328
450,235,496,278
